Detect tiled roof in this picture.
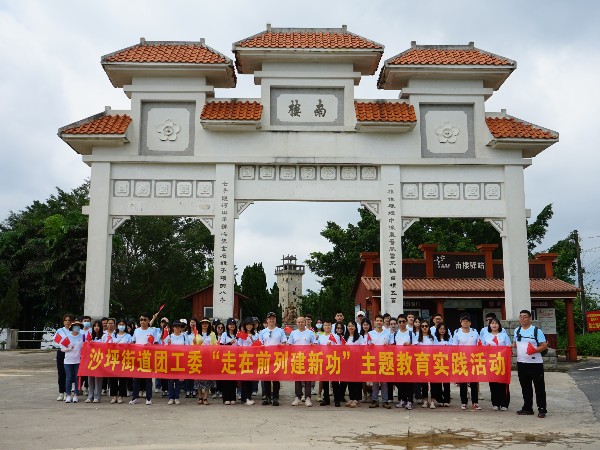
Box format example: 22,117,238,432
61,114,131,135
200,101,263,121
355,101,416,122
103,41,229,64
387,45,512,66
235,29,382,50
486,117,557,140
361,277,578,294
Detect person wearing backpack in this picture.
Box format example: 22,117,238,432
513,309,548,418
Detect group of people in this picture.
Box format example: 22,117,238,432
54,309,548,418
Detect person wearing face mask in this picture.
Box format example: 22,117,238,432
106,319,132,404
55,314,74,401
61,320,84,403
79,316,92,396
85,320,104,403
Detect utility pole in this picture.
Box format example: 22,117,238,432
574,230,587,334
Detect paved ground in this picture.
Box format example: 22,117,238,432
1,350,598,449
568,357,600,421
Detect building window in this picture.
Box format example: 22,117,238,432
204,307,213,319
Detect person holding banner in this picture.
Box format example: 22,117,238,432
482,318,511,411
288,316,316,407
513,310,548,418
416,319,438,409
259,311,287,406
194,318,217,405
368,315,391,409
184,318,199,398
453,313,481,411
432,322,452,407
105,319,131,404
219,318,239,405
331,321,347,406
343,320,364,408
163,320,189,405
237,317,259,405
129,312,159,405
54,314,74,401
317,319,334,406
85,320,104,403
61,319,84,403
359,318,372,403
393,314,416,410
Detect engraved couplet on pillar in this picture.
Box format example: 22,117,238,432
380,174,403,317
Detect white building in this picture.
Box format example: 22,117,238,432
59,26,558,320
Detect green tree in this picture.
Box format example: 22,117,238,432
0,279,21,333
239,263,278,320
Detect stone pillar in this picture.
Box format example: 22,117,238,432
84,162,113,318
379,165,403,317
501,166,531,320
212,164,236,320
565,298,578,362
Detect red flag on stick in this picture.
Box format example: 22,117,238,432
526,342,537,355
328,334,337,344
237,331,249,340
340,336,347,345
147,334,154,344
492,336,499,345
157,303,166,313
366,333,372,344
284,326,293,334
106,334,112,343
53,333,62,344
251,339,262,347
62,336,71,347
162,327,169,341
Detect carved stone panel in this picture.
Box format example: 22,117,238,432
420,104,475,158
140,102,195,155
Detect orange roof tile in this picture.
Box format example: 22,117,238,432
61,114,131,135
355,101,416,123
103,41,228,64
200,101,263,121
361,277,578,294
236,30,382,50
387,46,512,66
486,117,557,139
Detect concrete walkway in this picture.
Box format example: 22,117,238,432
0,350,598,449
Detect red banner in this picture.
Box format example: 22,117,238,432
586,310,600,332
79,342,511,383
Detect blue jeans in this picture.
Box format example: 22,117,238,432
64,363,79,395
167,379,182,400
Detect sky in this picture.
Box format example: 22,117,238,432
1,0,599,298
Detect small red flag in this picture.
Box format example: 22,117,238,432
162,327,169,341
106,334,112,343
492,336,499,345
328,334,337,344
53,333,62,344
193,326,198,337
158,303,166,312
147,334,154,344
236,331,249,340
526,342,537,355
251,339,262,347
62,336,71,347
477,339,483,346
340,336,347,345
284,326,293,334
367,333,372,344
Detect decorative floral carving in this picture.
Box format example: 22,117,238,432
156,119,181,141
435,121,460,143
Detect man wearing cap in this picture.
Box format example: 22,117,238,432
513,310,548,418
452,313,481,411
258,312,287,406
356,311,365,333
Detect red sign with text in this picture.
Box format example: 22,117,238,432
79,342,511,383
586,310,600,332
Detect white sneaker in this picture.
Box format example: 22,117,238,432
500,407,508,411
492,406,499,411
57,393,64,401
231,400,236,405
246,399,255,405
92,399,100,403
85,398,92,403
461,404,467,410
65,395,72,403
422,401,429,408
292,397,301,406
168,399,174,405
301,395,305,402
117,397,123,404
395,401,405,408
429,402,436,409
405,402,413,410
154,388,160,393
224,401,231,405
72,395,79,403
174,399,180,405
111,397,117,404
129,398,140,404
146,399,152,405
305,398,312,407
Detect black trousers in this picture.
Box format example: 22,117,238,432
240,380,253,402
264,381,280,400
489,382,510,408
109,377,128,397
459,382,478,405
517,362,546,412
56,350,66,393
398,382,414,403
431,383,450,404
347,382,362,401
221,380,237,402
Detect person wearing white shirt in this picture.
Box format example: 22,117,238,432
452,313,481,411
288,316,316,407
317,319,335,406
60,319,84,403
415,320,438,409
355,311,366,333
85,320,105,403
55,314,74,402
431,313,453,340
105,319,132,404
259,312,286,406
368,315,391,409
163,321,189,405
393,314,416,411
219,318,239,405
482,318,511,411
513,310,548,418
432,322,452,407
343,320,364,408
237,317,259,405
130,312,159,405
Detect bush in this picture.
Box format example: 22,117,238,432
558,332,600,356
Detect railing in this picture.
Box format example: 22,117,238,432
8,329,57,350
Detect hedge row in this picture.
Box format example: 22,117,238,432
558,332,600,357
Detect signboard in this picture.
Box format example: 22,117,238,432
586,310,600,332
433,253,486,278
536,308,557,334
79,342,511,383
